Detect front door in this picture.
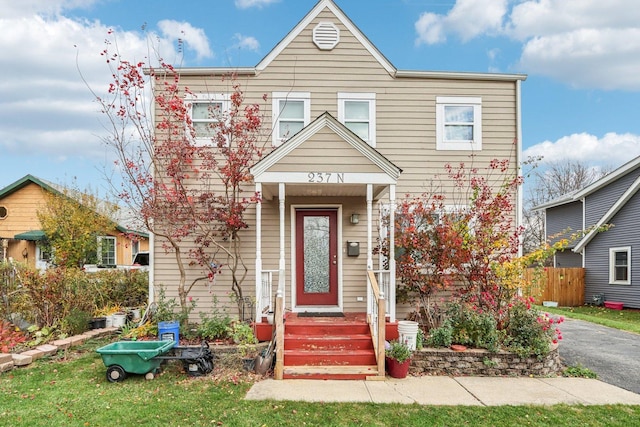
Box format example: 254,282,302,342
295,209,338,306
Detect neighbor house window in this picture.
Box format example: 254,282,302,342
189,94,230,142
98,236,116,267
272,92,310,146
436,96,482,151
338,93,376,146
131,240,140,262
0,206,7,219
609,246,631,285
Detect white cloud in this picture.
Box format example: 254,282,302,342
233,34,260,52
413,0,640,90
158,20,213,61
523,132,640,169
234,0,280,9
415,0,507,45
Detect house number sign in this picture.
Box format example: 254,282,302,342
307,172,345,183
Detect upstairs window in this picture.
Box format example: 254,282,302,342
436,96,482,151
189,94,230,142
609,246,631,285
338,93,376,146
272,92,310,146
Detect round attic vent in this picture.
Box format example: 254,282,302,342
313,22,340,50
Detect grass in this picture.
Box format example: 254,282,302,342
1,337,639,426
537,305,640,334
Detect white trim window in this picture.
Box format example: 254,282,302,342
272,92,310,146
98,236,117,267
189,94,230,143
338,92,376,147
436,96,482,151
609,246,631,285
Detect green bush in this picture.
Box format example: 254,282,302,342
502,297,562,359
438,302,499,352
197,314,232,341
62,308,92,335
427,324,453,348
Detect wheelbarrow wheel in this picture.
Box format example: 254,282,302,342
106,365,127,382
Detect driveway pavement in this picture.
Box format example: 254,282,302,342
558,317,640,394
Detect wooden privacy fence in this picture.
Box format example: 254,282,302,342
524,267,585,307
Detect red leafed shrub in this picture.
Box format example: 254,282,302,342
0,322,26,353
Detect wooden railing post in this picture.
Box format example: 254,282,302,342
274,292,284,380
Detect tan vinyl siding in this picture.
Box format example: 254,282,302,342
152,4,521,320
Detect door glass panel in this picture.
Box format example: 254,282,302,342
303,215,330,293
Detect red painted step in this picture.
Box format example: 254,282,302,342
281,313,381,380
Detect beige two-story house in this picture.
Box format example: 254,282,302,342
150,0,525,378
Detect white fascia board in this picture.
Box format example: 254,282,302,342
573,174,640,253
396,70,527,82
255,172,396,184
573,156,640,200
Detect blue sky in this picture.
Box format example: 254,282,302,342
1,0,639,195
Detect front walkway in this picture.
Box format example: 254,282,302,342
245,376,640,406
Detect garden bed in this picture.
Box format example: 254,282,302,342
410,344,562,377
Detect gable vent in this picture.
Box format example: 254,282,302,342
313,22,340,50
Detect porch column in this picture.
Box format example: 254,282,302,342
389,184,396,322
255,182,263,322
278,183,286,308
366,184,373,270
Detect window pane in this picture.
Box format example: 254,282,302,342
192,102,222,120
303,216,329,294
346,122,369,140
445,125,473,141
100,238,116,266
194,122,216,138
278,121,304,139
279,100,304,119
615,251,628,266
615,266,628,281
345,101,369,120
444,105,473,123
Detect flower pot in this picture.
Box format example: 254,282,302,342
451,344,467,352
112,313,127,328
89,317,106,329
385,356,411,379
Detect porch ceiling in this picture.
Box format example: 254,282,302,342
260,183,389,200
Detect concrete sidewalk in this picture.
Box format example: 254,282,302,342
245,376,640,406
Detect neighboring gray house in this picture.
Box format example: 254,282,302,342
536,156,640,308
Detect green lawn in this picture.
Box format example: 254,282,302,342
1,337,639,426
538,305,640,334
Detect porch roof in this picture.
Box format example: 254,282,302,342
251,112,401,199
14,230,46,241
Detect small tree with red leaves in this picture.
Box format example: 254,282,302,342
380,157,524,329
91,35,267,321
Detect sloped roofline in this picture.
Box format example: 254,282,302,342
534,155,640,211
0,174,148,239
0,174,62,199
574,173,640,252
170,1,526,83
256,0,396,75
251,111,402,180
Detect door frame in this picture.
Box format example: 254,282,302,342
290,204,343,312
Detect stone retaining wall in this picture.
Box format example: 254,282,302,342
410,344,562,376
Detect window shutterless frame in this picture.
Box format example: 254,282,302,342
436,96,482,151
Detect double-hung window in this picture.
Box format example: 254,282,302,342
338,93,376,146
190,94,230,143
98,236,116,267
609,246,631,285
436,96,482,151
272,92,310,146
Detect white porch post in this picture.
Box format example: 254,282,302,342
366,184,373,270
389,184,396,322
255,182,263,322
278,183,286,309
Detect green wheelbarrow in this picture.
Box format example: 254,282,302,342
96,340,175,382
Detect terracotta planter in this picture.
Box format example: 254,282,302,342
385,356,411,379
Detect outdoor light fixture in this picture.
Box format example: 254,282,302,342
350,213,359,224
